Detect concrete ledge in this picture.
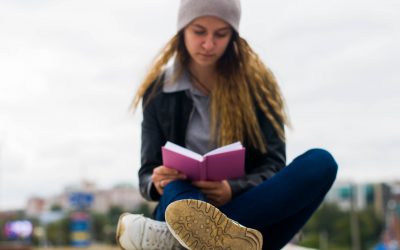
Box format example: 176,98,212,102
0,246,31,250
282,244,317,250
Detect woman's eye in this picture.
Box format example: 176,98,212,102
215,33,228,38
194,30,206,35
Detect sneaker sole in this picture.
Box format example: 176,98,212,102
165,199,263,250
116,212,131,250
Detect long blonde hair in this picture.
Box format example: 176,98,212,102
132,31,290,153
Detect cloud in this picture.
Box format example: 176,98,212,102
244,0,400,183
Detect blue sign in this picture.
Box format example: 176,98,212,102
70,211,91,247
69,192,93,210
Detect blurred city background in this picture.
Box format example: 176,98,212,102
0,180,399,249
0,0,399,249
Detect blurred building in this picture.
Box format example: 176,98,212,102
325,181,392,217
25,197,46,218
386,182,400,243
0,210,19,221
373,183,392,218
25,180,146,217
90,184,145,213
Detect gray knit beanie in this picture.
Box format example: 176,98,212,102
177,0,241,32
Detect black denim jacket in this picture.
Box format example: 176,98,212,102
139,81,286,201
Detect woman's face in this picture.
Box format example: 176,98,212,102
184,16,233,69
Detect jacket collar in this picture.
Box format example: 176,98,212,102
162,64,191,93
162,63,206,97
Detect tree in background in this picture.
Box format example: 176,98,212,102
45,218,70,246
300,203,384,249
90,201,153,244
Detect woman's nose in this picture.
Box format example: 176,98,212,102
202,35,215,50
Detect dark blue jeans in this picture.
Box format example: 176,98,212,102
154,148,338,250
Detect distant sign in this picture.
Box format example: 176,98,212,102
3,220,33,239
69,192,93,209
70,211,91,247
338,186,353,199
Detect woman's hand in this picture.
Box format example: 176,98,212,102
151,166,186,195
192,180,232,207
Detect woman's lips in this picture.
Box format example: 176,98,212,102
199,53,215,58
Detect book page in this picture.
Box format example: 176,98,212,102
164,142,203,161
205,142,243,156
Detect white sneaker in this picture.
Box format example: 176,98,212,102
116,213,182,250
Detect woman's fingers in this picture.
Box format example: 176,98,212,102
153,166,179,175
160,179,172,187
153,166,186,179
195,180,232,207
160,175,186,187
152,173,186,183
151,166,187,195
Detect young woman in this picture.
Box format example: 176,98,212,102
116,0,338,249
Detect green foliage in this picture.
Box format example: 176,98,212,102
90,212,115,244
301,203,351,248
50,204,63,212
108,206,124,224
133,202,152,218
87,202,153,245
358,207,384,248
299,203,384,250
0,219,5,242
45,218,70,246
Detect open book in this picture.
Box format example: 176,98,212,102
161,141,245,181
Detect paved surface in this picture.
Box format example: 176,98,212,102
33,245,119,250
30,243,314,250
282,244,317,250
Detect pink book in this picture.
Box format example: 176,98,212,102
162,141,245,181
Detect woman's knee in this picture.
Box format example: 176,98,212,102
305,148,338,182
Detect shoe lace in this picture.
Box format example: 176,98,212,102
143,222,177,249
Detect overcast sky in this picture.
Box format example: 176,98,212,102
0,0,399,210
